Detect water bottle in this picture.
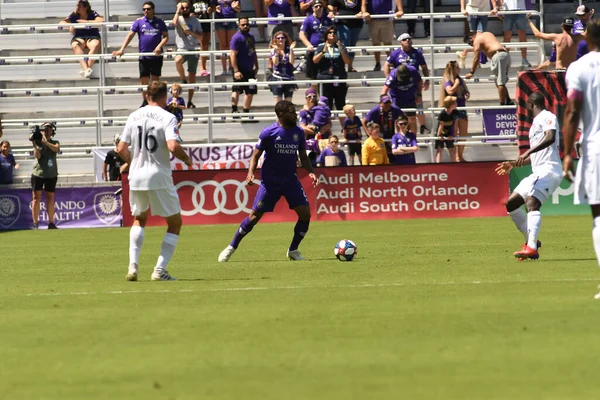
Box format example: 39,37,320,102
361,75,368,87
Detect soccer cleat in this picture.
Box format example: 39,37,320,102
287,249,305,261
126,263,138,282
218,245,236,262
594,285,600,300
513,245,539,260
516,240,542,261
151,270,177,281
456,51,467,69
48,222,58,229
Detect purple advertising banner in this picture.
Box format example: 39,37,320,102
482,108,517,137
0,186,121,230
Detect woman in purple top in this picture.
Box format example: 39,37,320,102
215,0,241,74
269,31,297,102
391,116,418,165
440,60,470,162
0,141,19,185
60,0,104,79
316,135,348,167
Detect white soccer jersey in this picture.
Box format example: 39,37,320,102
121,105,181,190
529,109,561,176
566,52,600,156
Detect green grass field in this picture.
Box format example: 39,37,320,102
2,216,600,400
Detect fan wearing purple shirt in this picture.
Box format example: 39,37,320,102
59,0,104,79
382,64,422,134
316,135,348,166
391,116,418,165
231,17,259,120
342,104,363,165
265,0,296,40
218,100,319,262
299,0,334,80
215,0,241,75
0,141,19,185
113,1,168,107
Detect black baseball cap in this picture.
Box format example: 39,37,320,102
563,17,575,27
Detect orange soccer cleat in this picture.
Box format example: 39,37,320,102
514,245,540,260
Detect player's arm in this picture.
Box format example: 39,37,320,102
515,128,556,167
117,140,131,165
563,89,583,181
167,139,192,166
247,147,263,185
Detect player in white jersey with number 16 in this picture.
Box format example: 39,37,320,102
563,20,600,299
495,92,562,261
117,81,192,282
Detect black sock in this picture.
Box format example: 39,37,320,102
243,109,250,113
232,105,238,112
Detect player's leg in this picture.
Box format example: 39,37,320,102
590,205,600,299
286,181,311,260
127,190,150,281
149,188,183,280
505,191,527,241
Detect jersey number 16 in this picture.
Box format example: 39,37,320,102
137,126,158,153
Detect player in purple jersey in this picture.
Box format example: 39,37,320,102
218,100,319,262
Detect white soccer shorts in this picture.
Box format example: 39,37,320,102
130,186,181,217
514,172,562,204
574,152,600,205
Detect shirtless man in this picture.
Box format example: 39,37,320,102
527,16,582,70
464,31,514,105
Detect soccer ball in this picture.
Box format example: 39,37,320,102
334,240,357,261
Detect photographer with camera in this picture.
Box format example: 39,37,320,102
30,122,60,229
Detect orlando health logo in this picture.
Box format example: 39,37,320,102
93,192,121,225
0,195,20,229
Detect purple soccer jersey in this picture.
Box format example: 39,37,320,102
230,30,257,72
268,0,292,24
299,108,314,126
300,14,334,47
366,104,404,138
252,122,309,212
385,65,421,106
130,16,168,59
391,131,417,164
316,147,347,166
386,47,426,69
343,116,362,140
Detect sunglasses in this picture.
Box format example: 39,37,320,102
330,141,339,144
276,37,285,40
142,7,153,11
327,31,336,35
240,23,249,27
306,95,316,99
401,38,410,41
313,4,323,8
398,122,407,125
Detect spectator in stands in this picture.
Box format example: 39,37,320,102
299,88,318,136
0,141,19,185
498,0,531,69
0,118,3,139
173,1,203,108
60,0,104,79
391,115,418,165
102,134,125,182
440,60,469,162
231,17,259,120
313,26,350,126
363,95,403,160
266,0,295,40
382,64,422,134
362,122,390,165
299,0,334,85
215,0,241,75
384,34,431,135
313,96,333,148
436,96,458,163
168,83,186,129
464,31,513,105
317,135,348,166
328,0,363,72
192,1,213,76
527,16,582,70
113,1,169,107
342,104,362,165
249,0,267,41
535,42,556,70
456,0,498,68
269,31,297,102
299,0,316,15
361,0,404,71
574,5,594,58
31,122,60,230
406,0,430,38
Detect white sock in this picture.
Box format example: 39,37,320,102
155,233,179,272
592,217,600,268
527,211,542,250
129,225,145,265
509,208,528,241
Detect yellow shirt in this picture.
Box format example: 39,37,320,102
361,137,390,166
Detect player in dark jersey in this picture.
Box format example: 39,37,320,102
218,100,319,262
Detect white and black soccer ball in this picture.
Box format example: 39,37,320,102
334,240,357,261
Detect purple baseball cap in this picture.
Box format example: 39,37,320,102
305,88,317,97
380,95,392,103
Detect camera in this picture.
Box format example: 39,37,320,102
29,125,43,146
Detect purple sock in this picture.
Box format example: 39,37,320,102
289,220,310,251
230,217,254,248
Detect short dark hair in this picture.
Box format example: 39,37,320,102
275,100,295,117
0,140,10,147
147,81,168,101
464,31,476,44
238,16,249,23
528,92,546,109
143,1,155,9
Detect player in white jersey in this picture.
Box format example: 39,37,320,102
117,81,192,281
495,93,562,260
563,20,600,299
